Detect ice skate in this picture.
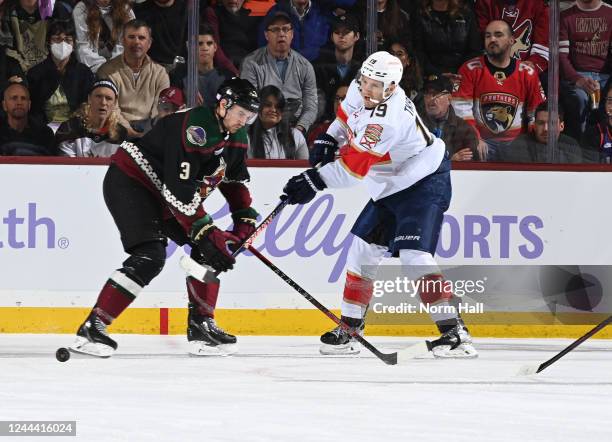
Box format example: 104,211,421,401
319,316,364,355
429,320,478,359
187,308,238,356
70,311,117,358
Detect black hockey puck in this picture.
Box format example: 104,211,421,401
56,347,71,362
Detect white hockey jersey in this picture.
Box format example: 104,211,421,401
319,79,446,201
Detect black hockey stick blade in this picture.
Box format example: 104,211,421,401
517,314,612,376
351,334,397,365
246,245,399,365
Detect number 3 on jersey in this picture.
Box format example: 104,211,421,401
179,162,190,180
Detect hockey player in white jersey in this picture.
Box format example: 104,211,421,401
282,51,477,358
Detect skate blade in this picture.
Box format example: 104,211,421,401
432,344,479,359
69,337,114,358
188,341,238,357
319,342,361,355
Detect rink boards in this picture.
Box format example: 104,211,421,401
1,162,611,337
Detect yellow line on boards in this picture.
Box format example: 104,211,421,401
0,307,610,338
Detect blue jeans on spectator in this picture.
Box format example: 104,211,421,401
562,72,610,139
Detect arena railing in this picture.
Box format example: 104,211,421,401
2,157,612,172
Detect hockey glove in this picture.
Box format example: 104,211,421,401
226,207,259,252
281,168,327,205
190,216,236,272
309,133,339,166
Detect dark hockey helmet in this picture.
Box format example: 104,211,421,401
216,78,260,114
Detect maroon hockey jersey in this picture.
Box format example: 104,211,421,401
452,56,546,143
475,0,550,73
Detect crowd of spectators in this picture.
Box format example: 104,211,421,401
0,0,610,163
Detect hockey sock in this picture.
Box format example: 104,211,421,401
94,270,144,325
187,277,220,318
418,274,459,330
341,271,373,320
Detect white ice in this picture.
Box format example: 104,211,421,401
1,334,611,442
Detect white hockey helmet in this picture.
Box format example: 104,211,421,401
360,51,403,98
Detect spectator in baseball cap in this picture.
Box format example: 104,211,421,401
421,75,479,161
157,86,186,119
314,14,361,120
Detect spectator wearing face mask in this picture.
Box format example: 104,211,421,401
26,19,95,128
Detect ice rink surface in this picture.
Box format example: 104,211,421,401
0,334,611,442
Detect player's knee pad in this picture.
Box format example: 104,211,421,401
399,249,439,276
399,249,451,304
346,237,387,279
122,241,167,286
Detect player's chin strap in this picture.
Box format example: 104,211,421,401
215,103,232,135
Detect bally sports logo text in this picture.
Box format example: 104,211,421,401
0,203,66,249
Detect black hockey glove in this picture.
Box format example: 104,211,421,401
281,168,327,205
309,133,338,166
190,217,236,272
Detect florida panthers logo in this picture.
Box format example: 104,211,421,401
360,124,383,150
479,93,520,134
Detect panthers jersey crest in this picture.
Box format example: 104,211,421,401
479,93,520,134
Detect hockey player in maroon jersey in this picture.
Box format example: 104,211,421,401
452,20,546,161
70,78,261,358
474,0,549,73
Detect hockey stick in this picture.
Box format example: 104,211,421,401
179,198,290,281
180,161,327,279
517,315,612,376
245,245,399,365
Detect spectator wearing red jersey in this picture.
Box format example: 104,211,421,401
452,20,546,161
